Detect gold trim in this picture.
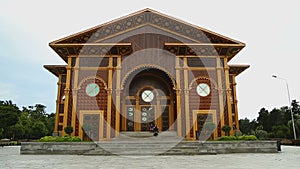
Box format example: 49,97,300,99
79,110,104,141
192,110,218,140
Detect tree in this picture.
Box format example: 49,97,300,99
31,121,48,139
6,123,25,140
257,108,271,132
18,111,33,139
0,100,21,138
64,126,74,135
239,118,259,135
272,125,289,138
292,100,300,115
222,125,231,136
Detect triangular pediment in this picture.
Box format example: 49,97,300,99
50,8,243,45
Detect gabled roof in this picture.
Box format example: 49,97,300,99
49,8,245,62
50,8,243,44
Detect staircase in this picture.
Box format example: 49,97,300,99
84,131,216,156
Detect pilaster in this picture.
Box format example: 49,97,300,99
183,57,190,139
216,57,225,136
175,57,182,137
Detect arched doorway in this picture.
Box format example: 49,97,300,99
121,68,176,132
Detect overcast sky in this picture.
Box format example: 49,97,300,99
0,0,299,120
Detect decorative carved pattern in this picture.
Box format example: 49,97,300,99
51,45,132,62
121,64,176,90
164,45,244,60
56,10,238,44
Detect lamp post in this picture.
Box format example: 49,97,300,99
272,75,297,140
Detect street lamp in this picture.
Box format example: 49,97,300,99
272,75,297,140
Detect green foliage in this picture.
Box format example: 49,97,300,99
272,125,289,138
239,118,259,135
217,136,237,141
32,121,48,139
237,135,258,141
0,101,20,129
254,129,268,140
0,100,55,140
217,135,258,141
39,136,82,142
234,130,242,137
239,100,300,140
222,125,231,136
64,126,74,135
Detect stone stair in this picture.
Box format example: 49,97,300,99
84,131,216,156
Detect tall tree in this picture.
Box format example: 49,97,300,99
0,100,20,138
257,108,271,132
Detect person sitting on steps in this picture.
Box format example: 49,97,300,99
149,123,154,132
153,124,159,136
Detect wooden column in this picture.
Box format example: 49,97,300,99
183,57,190,139
232,75,240,131
62,57,72,136
156,94,162,130
71,57,79,136
106,56,113,140
121,97,126,131
175,56,182,137
216,57,225,136
115,56,121,137
224,58,233,135
134,97,140,131
169,93,174,131
54,75,62,135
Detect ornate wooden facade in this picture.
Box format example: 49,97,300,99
45,8,249,141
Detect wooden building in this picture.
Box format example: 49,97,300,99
45,8,249,141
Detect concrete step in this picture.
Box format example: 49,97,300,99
84,139,217,155
113,131,181,142
85,132,216,155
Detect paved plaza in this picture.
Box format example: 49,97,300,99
1,146,300,169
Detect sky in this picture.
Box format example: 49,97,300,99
0,0,299,120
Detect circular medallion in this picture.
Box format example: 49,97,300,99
196,83,210,97
85,83,100,97
128,112,134,117
142,112,147,117
142,117,147,122
141,90,154,102
128,122,133,126
128,107,134,111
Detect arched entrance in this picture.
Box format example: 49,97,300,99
121,68,176,132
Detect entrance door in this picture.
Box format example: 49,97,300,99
140,106,155,131
121,68,175,132
125,105,155,131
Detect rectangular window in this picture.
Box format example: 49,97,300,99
79,57,109,67
187,58,216,67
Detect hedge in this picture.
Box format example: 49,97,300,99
39,136,82,142
217,135,258,141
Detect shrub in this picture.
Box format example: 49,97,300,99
255,130,268,140
64,126,74,135
39,136,82,142
222,125,231,136
217,135,258,141
237,135,258,141
218,136,237,141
